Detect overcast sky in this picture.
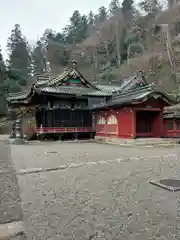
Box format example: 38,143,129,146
0,0,110,58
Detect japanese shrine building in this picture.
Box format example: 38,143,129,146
163,104,180,138
7,61,176,140
95,77,175,139
7,61,112,140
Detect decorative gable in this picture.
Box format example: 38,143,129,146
37,60,99,90
61,77,82,86
60,67,86,87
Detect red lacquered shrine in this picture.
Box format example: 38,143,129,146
95,75,175,138
163,104,180,138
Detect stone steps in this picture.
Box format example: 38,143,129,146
95,136,180,147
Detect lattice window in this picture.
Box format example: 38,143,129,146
97,116,106,124
107,115,118,124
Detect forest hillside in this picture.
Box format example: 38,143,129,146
1,0,180,115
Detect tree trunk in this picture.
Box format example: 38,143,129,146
163,24,174,68
104,41,110,65
115,21,121,66
127,44,131,64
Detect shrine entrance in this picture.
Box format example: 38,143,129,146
36,109,93,129
135,110,161,138
35,108,94,140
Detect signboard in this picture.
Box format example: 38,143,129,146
88,97,107,109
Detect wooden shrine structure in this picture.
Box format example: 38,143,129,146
94,76,176,139
163,104,180,137
7,61,177,140
7,61,112,140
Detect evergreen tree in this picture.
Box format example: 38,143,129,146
0,48,6,84
139,0,161,14
98,6,108,22
0,54,7,114
41,29,55,45
43,30,69,70
32,40,46,74
54,33,65,44
78,15,88,40
47,39,69,68
0,47,7,114
88,11,94,25
7,24,31,82
70,10,82,27
109,0,120,16
122,0,134,13
99,63,115,84
64,10,82,44
65,10,88,43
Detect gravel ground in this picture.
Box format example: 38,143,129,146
10,141,180,239
0,135,26,239
0,141,23,224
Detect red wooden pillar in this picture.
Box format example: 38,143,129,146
132,110,136,138
160,111,164,137
152,111,163,137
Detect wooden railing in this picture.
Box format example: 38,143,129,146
36,127,93,133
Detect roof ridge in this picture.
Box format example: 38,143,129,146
112,84,153,100
73,67,101,90
120,76,136,92
47,69,70,87
8,84,34,97
30,61,102,90
35,85,111,96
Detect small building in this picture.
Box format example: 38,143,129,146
95,78,175,139
163,104,180,137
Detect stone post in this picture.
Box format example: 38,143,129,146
59,134,63,141
13,118,25,145
74,132,78,141
8,108,17,139
10,120,16,139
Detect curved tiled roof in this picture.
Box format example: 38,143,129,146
7,61,110,104
36,85,111,97
164,103,180,113
8,62,168,109
93,84,175,109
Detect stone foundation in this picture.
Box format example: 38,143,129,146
95,136,180,146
